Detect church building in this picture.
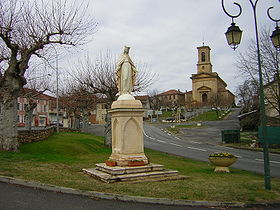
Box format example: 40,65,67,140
186,45,235,108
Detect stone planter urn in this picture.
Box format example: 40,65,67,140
208,153,237,173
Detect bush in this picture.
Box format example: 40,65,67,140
240,112,260,131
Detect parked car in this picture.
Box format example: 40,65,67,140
50,121,63,127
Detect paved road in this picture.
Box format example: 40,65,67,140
160,108,241,145
144,124,280,178
87,110,280,178
0,182,190,210
143,108,280,178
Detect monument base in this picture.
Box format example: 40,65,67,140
83,163,188,183
109,99,148,166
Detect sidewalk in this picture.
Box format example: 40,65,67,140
1,175,279,209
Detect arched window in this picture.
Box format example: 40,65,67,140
201,52,206,62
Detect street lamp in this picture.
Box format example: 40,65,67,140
54,47,59,133
221,0,279,190
48,46,60,133
222,1,243,50
267,7,280,50
225,22,243,50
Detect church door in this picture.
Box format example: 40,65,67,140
202,93,208,104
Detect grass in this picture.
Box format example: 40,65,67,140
190,110,229,121
161,111,174,117
1,132,280,202
223,131,280,153
166,127,182,134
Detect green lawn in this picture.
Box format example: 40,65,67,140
0,132,280,202
223,131,280,153
190,110,229,121
161,111,174,117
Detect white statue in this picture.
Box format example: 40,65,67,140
115,46,137,100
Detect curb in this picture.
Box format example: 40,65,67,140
0,175,244,208
1,175,279,208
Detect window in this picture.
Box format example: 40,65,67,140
17,115,24,123
201,52,206,62
24,104,27,111
44,105,47,112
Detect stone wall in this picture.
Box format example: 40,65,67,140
18,127,55,143
18,127,80,144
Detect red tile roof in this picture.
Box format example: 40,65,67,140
135,95,149,100
158,89,184,96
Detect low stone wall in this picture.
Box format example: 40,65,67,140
18,127,55,143
18,127,81,144
59,127,81,133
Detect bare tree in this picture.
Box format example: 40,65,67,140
60,83,98,131
20,88,49,131
236,27,280,116
236,80,259,112
148,89,161,111
0,0,97,151
70,51,156,146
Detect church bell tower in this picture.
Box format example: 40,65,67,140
197,45,212,74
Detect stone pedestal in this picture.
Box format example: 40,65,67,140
83,163,187,183
108,100,148,166
83,99,188,183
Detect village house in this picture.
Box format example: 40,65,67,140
17,88,54,127
157,89,185,110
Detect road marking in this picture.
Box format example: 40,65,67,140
175,137,181,140
190,141,202,144
169,142,183,147
156,140,166,143
187,147,207,152
255,159,280,164
271,153,280,157
143,130,157,141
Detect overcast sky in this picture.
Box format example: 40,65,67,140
60,0,279,95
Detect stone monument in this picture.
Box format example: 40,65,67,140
109,46,148,166
83,47,187,183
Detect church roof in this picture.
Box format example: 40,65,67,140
191,72,227,87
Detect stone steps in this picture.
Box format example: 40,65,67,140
94,163,164,175
83,163,188,183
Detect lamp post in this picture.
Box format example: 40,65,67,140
52,46,59,133
221,0,279,190
267,7,280,116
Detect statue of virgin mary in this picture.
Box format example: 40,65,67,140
115,46,137,100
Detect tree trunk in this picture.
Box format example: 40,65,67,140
73,115,80,130
81,112,89,132
104,111,112,147
24,102,37,131
25,110,33,131
0,98,19,151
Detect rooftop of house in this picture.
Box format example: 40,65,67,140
20,88,55,100
158,89,184,96
134,95,149,101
